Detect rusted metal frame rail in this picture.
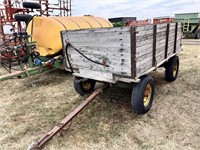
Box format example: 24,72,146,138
30,83,109,150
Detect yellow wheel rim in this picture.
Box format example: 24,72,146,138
82,82,91,90
173,63,178,77
143,84,152,107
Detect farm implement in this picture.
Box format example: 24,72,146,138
0,3,183,148
27,21,183,149
0,15,112,81
0,32,63,82
0,0,72,80
175,12,200,39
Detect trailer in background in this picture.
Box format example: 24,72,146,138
153,16,174,24
61,22,182,114
175,12,200,39
108,17,150,27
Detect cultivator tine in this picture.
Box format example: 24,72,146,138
28,84,109,150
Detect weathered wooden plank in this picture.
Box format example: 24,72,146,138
169,30,176,34
67,50,132,76
136,33,153,41
69,58,131,69
176,45,182,52
136,62,153,71
156,46,165,55
136,43,153,52
136,28,179,42
156,40,166,47
156,31,167,37
167,44,175,56
65,33,130,44
135,23,179,36
136,47,152,57
136,25,154,32
136,39,153,47
66,43,131,49
68,50,131,59
67,47,132,58
65,31,130,39
136,56,153,67
63,26,131,34
157,26,167,33
156,51,165,60
156,56,165,64
136,51,152,62
156,50,165,58
136,63,152,76
136,30,154,37
136,40,165,57
156,53,165,60
66,47,131,54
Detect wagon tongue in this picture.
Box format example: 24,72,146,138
27,84,109,150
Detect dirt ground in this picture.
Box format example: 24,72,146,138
0,43,200,150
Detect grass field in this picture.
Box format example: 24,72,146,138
0,44,200,150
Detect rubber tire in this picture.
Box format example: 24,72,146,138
74,78,96,96
14,14,32,22
131,75,155,114
195,29,200,39
22,2,41,9
165,56,179,82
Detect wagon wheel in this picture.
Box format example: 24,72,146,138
195,29,200,39
22,2,41,9
165,56,179,82
131,75,155,114
74,77,96,96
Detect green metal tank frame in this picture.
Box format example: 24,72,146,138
0,40,64,81
175,12,200,39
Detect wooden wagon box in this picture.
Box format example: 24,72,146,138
61,22,182,83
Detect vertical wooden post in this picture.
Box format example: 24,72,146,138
152,25,157,66
130,27,136,79
174,23,178,53
165,23,170,59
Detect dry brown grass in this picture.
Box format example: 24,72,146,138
0,44,200,150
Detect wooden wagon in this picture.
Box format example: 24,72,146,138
61,22,182,114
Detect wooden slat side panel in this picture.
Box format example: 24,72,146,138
168,23,182,56
135,25,153,76
61,27,132,77
136,23,182,77
176,23,183,52
167,23,176,56
155,24,167,64
61,23,182,81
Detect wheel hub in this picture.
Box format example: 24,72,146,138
143,84,152,107
173,63,178,77
82,82,91,90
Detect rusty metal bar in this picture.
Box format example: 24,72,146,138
30,84,109,150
